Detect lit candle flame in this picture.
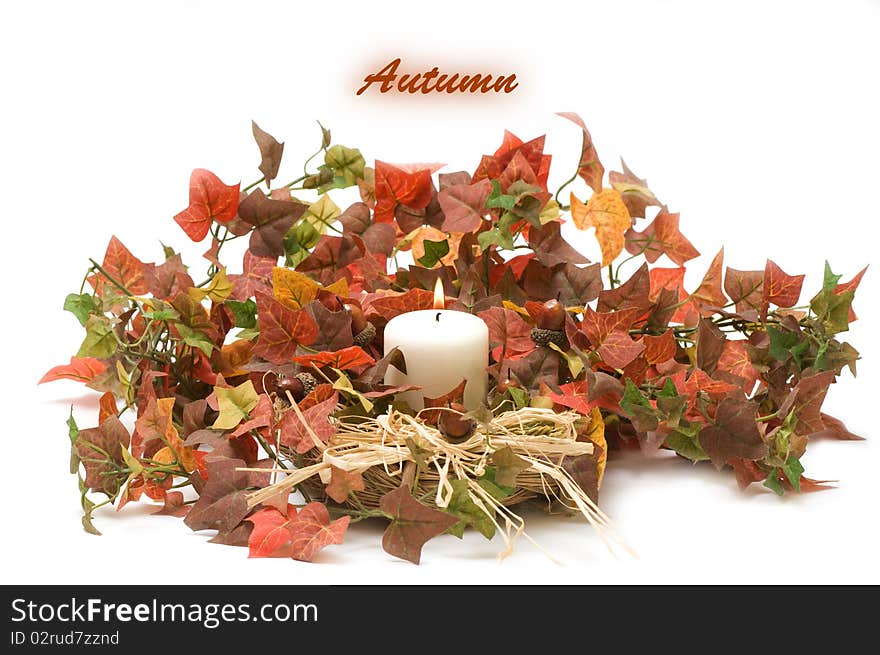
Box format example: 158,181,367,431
433,278,445,310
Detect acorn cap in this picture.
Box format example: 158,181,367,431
353,321,376,347
530,327,566,348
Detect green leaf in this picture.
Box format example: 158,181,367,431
176,323,214,356
284,219,322,267
782,456,804,492
767,326,809,367
226,299,258,329
332,370,374,412
507,385,530,410
64,293,98,326
822,261,842,291
477,466,516,500
763,470,785,496
621,379,652,411
417,239,450,268
445,479,495,539
657,378,678,398
664,430,709,462
76,315,117,359
485,180,516,211
810,288,853,335
212,380,260,430
324,145,365,187
549,341,585,378
67,408,80,474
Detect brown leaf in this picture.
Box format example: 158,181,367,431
253,290,319,364
527,220,591,268
695,317,726,374
184,457,252,533
380,484,458,564
724,268,764,316
624,209,699,266
597,263,651,313
477,306,534,364
556,112,604,193
238,189,307,258
438,179,491,232
326,466,366,503
251,121,284,185
522,260,602,306
761,259,805,320
698,395,766,469
75,416,131,494
279,391,338,454
422,379,467,424
811,413,864,441
790,370,836,434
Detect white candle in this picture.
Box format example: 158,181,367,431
383,281,488,411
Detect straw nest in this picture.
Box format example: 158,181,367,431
245,404,619,558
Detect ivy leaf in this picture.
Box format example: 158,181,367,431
570,189,631,266
608,159,661,218
438,180,491,232
286,502,350,562
76,315,117,359
485,180,516,211
643,330,677,365
189,267,233,304
380,484,458,565
251,121,284,185
271,266,319,310
229,393,274,438
506,348,558,391
253,290,319,364
522,260,602,306
782,456,805,491
446,479,495,539
326,466,366,503
374,160,435,224
689,248,727,312
716,340,761,391
227,250,276,301
812,413,863,441
89,235,148,296
226,299,257,328
561,452,602,504
63,293,98,326
761,259,805,320
366,288,435,322
556,112,604,193
422,379,467,424
624,209,700,266
491,446,531,487
767,325,809,368
143,253,195,301
528,220,590,268
477,306,534,364
246,505,297,558
184,457,252,533
698,395,766,469
416,238,450,268
695,317,726,374
324,145,365,188
278,391,338,453
75,416,131,495
173,169,241,242
296,234,365,285
597,263,651,313
40,356,108,384
832,265,867,322
292,346,375,372
810,287,854,335
238,189,308,258
212,380,260,430
790,370,836,434
724,268,764,316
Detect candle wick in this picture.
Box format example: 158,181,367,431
435,312,441,322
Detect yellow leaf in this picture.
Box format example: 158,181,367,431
212,380,259,430
502,300,530,317
539,198,561,224
272,267,319,309
586,407,607,486
189,268,233,304
570,189,631,266
323,277,349,298
302,194,341,235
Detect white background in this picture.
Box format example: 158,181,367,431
2,0,878,584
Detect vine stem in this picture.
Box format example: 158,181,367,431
88,258,132,296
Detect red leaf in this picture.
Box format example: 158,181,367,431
39,356,108,384
761,260,805,319
812,413,864,441
477,306,534,363
422,379,467,424
228,250,276,301
98,391,117,424
724,267,764,316
247,505,298,558
438,179,491,232
625,209,700,266
278,391,338,454
790,370,836,434
597,263,651,313
374,161,434,224
143,253,195,300
598,330,645,369
287,502,350,562
365,288,435,322
89,235,148,295
580,306,641,347
292,346,376,373
689,248,727,312
296,234,365,286
716,340,760,392
556,113,603,193
253,290,319,364
326,466,366,503
174,169,241,241
643,330,677,365
833,265,868,322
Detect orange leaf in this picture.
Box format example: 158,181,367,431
643,330,677,365
98,391,117,424
374,161,434,224
39,356,107,384
689,248,727,312
624,209,699,265
174,169,241,242
88,235,148,296
291,346,376,372
570,189,631,266
287,502,350,562
762,259,805,319
326,466,366,503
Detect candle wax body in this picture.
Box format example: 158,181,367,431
383,309,489,411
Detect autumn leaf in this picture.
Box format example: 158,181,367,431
174,169,241,242
570,189,631,266
438,179,491,232
597,263,651,313
227,250,276,301
761,259,805,319
477,306,534,363
724,268,764,316
251,121,284,185
446,479,495,539
374,161,434,224
491,446,531,487
624,209,700,266
326,466,366,503
75,416,131,495
253,290,319,364
143,253,195,300
421,379,467,424
527,220,590,268
296,234,365,285
789,370,836,434
237,188,308,258
716,340,760,392
695,317,726,375
287,502,350,562
184,457,252,533
366,288,435,322
380,484,458,564
556,112,604,193
698,395,766,469
833,265,867,322
89,235,148,295
278,391,338,453
271,267,319,310
609,159,661,218
39,356,108,384
188,267,233,304
643,330,677,365
522,260,602,307
212,380,260,430
689,248,727,312
229,393,274,438
292,346,375,372
506,348,558,391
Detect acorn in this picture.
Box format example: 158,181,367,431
530,327,566,348
438,402,476,444
345,303,369,334
353,322,376,347
274,372,318,402
536,298,565,331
